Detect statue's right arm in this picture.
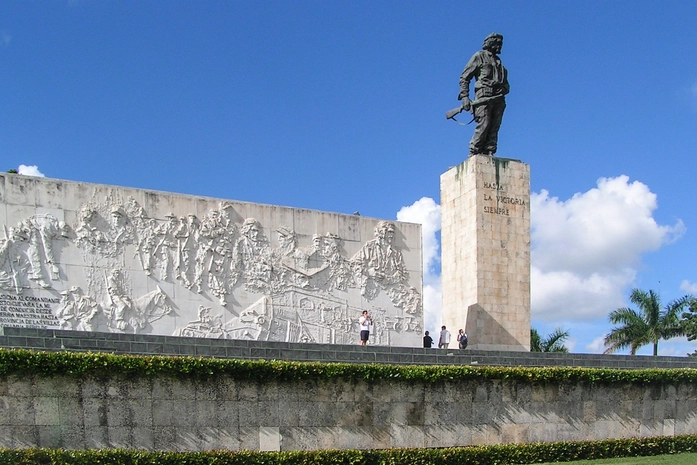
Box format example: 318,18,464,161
458,52,482,107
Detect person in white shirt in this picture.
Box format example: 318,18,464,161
438,325,451,349
359,310,372,346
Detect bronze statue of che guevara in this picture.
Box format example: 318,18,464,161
447,33,509,156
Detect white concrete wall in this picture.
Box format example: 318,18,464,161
0,174,422,346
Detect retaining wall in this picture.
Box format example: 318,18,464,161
1,361,695,451
2,328,697,451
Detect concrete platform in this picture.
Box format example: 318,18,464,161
3,327,697,369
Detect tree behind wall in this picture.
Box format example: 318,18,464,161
604,288,692,356
680,299,697,356
530,328,569,353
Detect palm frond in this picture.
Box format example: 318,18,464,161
530,327,569,353
605,288,692,356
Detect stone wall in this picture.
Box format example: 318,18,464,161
1,370,694,451
0,173,422,346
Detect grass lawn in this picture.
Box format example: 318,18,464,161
537,452,697,464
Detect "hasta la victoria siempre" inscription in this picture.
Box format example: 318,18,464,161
482,181,526,216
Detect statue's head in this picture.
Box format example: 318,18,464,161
70,286,84,296
324,233,341,251
110,207,124,226
375,221,396,244
80,205,96,222
276,226,296,249
219,201,234,221
311,234,324,251
482,32,503,53
241,218,262,241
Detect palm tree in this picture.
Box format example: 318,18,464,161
530,327,570,353
604,288,692,356
679,299,697,346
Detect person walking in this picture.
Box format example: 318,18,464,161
438,326,451,349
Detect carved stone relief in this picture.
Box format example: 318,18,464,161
0,178,423,346
104,269,173,333
1,215,68,292
56,286,100,331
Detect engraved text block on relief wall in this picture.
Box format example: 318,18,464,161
0,175,423,346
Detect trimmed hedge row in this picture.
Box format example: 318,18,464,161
1,435,696,465
2,348,697,384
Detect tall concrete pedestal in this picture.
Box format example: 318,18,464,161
440,155,530,351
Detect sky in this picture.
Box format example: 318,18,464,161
2,1,697,356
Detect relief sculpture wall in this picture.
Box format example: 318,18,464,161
0,174,423,346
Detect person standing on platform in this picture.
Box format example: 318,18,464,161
423,331,433,348
438,325,451,349
359,310,372,346
457,329,468,349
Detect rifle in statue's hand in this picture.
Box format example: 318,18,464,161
446,105,468,120
445,94,504,122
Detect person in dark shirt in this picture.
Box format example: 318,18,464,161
423,331,434,348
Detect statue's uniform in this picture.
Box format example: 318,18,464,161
459,49,509,155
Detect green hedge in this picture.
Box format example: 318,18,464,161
1,435,697,465
1,348,697,385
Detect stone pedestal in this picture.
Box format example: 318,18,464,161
440,155,530,351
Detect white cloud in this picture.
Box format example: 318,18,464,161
531,267,634,321
421,282,442,335
531,175,684,321
658,346,679,357
586,336,606,353
680,280,697,293
396,197,442,332
17,165,45,177
398,175,681,345
565,337,577,353
396,197,440,279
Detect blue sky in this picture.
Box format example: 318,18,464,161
2,1,697,355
